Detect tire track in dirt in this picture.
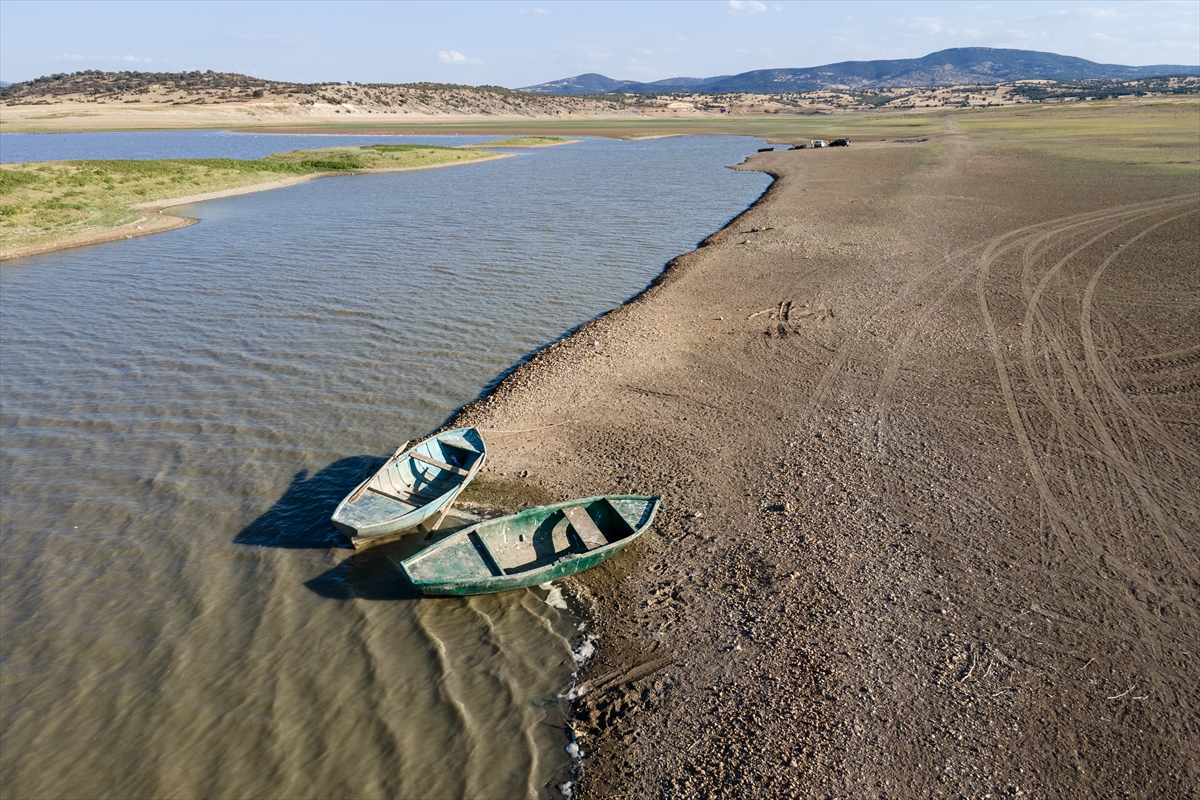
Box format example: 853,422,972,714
871,196,1190,453
1080,209,1200,471
976,194,1200,692
1018,202,1198,552
1019,199,1199,472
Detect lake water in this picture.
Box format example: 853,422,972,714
0,132,770,799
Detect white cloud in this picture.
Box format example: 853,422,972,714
519,7,551,13
772,3,783,11
727,1,767,14
121,55,151,62
906,16,946,35
1076,8,1119,19
57,54,84,61
437,50,480,65
1004,28,1050,40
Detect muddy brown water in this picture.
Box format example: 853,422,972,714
0,134,771,799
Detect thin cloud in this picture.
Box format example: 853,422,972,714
727,1,767,15
519,7,551,13
905,16,948,35
437,50,480,65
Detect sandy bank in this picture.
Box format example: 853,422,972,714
451,135,1199,797
0,153,513,262
460,138,581,149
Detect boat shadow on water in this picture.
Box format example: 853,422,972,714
234,455,382,550
306,525,469,601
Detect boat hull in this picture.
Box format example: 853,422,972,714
411,535,638,596
330,427,485,548
402,495,661,596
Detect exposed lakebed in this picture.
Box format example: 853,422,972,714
0,132,770,798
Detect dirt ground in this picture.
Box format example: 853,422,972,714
453,130,1200,797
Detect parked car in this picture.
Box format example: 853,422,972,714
830,138,851,147
812,140,826,148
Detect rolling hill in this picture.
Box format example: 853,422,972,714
521,47,1200,95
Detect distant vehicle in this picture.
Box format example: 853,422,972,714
830,138,851,147
794,143,808,149
812,140,827,148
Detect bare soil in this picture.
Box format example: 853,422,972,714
453,133,1200,797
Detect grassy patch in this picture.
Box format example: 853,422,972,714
0,145,491,252
465,136,575,148
954,99,1200,177
235,114,950,141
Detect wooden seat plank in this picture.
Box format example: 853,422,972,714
565,506,608,550
367,486,419,505
411,451,470,477
368,485,441,506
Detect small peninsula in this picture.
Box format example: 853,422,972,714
0,143,518,260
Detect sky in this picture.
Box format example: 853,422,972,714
1,0,1197,87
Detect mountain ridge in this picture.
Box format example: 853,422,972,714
521,47,1200,95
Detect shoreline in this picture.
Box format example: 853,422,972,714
449,134,1200,797
460,138,581,148
0,152,514,262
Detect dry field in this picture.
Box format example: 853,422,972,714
448,99,1200,798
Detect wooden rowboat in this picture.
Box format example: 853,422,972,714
401,495,661,596
331,427,486,549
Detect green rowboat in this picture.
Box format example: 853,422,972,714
331,427,486,549
401,495,661,596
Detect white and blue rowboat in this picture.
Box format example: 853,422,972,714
331,427,486,549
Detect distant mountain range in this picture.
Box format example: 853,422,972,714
521,47,1200,95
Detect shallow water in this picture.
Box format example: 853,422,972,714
0,130,498,161
0,134,770,799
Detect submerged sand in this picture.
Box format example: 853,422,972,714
453,133,1199,796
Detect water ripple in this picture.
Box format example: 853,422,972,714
0,134,770,799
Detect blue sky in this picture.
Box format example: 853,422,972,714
1,1,1197,86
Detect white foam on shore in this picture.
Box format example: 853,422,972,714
540,582,569,610
573,634,597,665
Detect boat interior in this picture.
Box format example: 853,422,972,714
483,498,640,575
364,437,482,510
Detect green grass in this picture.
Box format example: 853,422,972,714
0,145,492,252
238,114,951,141
953,99,1200,177
465,136,575,147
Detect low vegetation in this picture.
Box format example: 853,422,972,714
0,145,493,253
465,136,574,147
5,70,1194,137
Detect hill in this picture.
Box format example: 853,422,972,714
2,66,1196,134
0,70,640,117
521,47,1200,94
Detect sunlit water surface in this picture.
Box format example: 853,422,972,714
0,133,770,799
